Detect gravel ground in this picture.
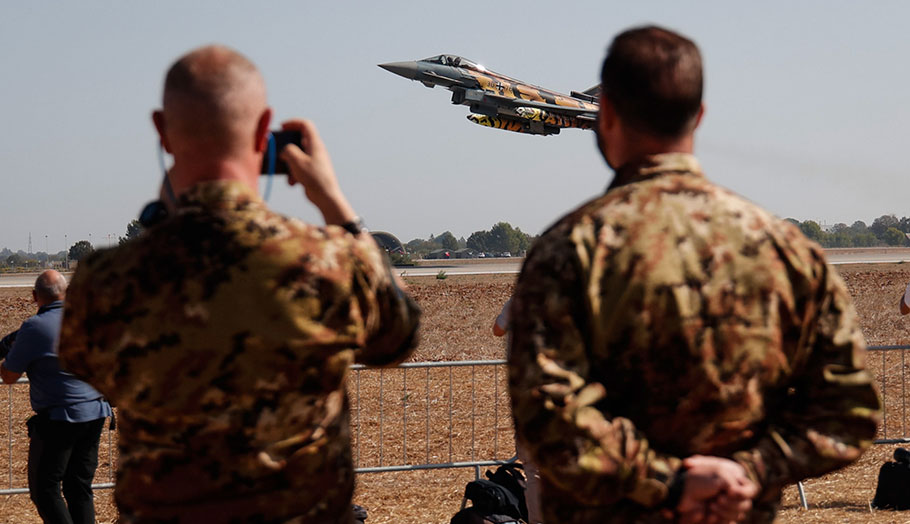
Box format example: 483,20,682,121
1,265,910,523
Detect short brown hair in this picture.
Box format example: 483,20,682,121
600,26,703,138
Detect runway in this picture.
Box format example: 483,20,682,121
2,248,909,287
0,272,73,289
400,248,910,277
825,248,910,265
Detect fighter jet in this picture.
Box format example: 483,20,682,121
379,55,599,136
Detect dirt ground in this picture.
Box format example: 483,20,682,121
2,265,910,523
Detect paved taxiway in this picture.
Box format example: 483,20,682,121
2,249,909,287
400,249,910,277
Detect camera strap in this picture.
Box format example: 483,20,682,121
262,132,276,201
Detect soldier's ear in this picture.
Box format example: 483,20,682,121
152,110,172,154
254,108,272,153
693,103,705,131
598,95,617,135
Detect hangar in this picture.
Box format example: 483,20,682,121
370,231,406,254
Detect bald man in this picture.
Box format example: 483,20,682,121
2,270,112,524
58,46,420,523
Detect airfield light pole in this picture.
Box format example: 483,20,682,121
64,234,68,269
45,235,48,268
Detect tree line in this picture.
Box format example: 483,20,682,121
404,222,534,259
4,215,909,271
790,214,910,248
0,220,143,271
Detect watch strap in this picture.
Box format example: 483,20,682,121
341,217,366,235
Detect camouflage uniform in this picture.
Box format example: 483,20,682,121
508,153,881,523
58,180,420,523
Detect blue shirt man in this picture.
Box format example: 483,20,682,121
1,270,111,524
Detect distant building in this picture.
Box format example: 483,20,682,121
424,249,451,260
370,231,406,254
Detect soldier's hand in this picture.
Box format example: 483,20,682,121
677,455,757,524
280,119,356,226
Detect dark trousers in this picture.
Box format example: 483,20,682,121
27,414,105,524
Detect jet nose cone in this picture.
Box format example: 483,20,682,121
379,61,419,80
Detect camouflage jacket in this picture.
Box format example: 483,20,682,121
508,153,881,524
59,180,420,523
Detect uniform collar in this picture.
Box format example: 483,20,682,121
176,180,265,212
607,153,703,191
37,300,63,314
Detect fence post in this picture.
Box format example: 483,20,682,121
7,385,12,490
403,368,407,464
797,481,808,510
379,368,384,467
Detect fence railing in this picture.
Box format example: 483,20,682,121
2,347,908,497
349,359,513,474
1,359,514,496
2,377,117,496
793,344,910,509
870,345,910,443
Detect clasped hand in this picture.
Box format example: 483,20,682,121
675,455,758,524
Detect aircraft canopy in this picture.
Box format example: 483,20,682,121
422,55,486,72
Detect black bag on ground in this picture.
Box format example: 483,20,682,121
872,448,910,510
450,463,528,524
450,507,521,524
352,504,368,523
484,463,528,520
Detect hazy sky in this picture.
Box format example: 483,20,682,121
1,1,908,252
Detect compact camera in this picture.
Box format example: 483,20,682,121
260,130,303,175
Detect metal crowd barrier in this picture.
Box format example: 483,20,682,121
3,347,909,504
2,377,116,496
1,359,514,496
349,359,514,476
792,344,910,510
870,345,910,444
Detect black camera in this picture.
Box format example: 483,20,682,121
260,130,303,175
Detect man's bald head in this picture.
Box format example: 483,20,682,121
160,45,268,155
34,270,66,304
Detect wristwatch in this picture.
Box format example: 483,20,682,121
341,216,368,235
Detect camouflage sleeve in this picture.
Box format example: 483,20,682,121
57,260,101,388
349,235,420,367
732,264,882,501
508,232,682,508
58,254,122,399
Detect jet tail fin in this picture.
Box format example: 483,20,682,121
571,84,601,103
